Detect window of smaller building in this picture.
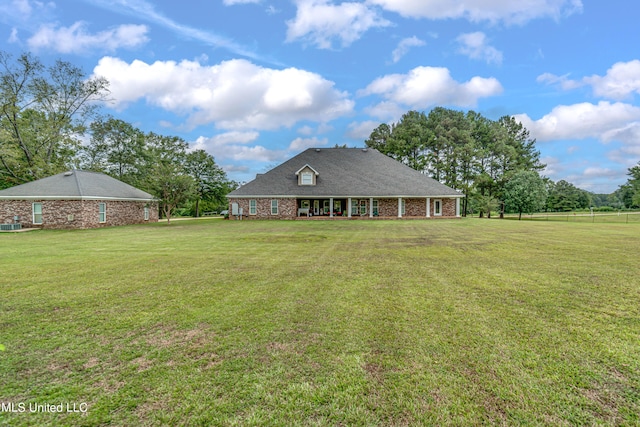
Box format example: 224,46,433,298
144,207,149,221
99,203,106,223
249,199,257,215
301,172,313,185
434,199,442,216
32,202,43,224
271,199,278,215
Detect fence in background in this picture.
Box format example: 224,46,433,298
501,211,640,223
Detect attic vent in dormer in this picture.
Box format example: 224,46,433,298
315,149,321,152
64,171,74,176
362,148,368,152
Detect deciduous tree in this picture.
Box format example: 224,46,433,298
503,170,548,219
0,51,108,187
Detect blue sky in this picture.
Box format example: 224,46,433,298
2,0,639,193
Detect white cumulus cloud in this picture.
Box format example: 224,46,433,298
538,60,640,100
286,0,391,49
191,132,286,162
92,57,354,130
368,0,582,24
27,22,149,54
513,101,640,142
359,66,503,109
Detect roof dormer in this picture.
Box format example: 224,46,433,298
295,164,319,186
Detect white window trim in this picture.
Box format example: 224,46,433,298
301,172,313,185
99,202,106,223
32,202,43,225
249,199,257,215
144,206,149,221
401,199,406,215
271,199,278,215
434,199,442,216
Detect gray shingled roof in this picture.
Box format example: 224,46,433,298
0,170,155,201
229,148,462,198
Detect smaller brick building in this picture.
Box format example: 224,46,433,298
0,170,158,229
228,148,463,219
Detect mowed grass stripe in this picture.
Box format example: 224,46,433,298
1,219,638,426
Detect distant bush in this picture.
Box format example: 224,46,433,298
593,206,614,212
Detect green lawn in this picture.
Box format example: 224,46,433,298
1,219,639,426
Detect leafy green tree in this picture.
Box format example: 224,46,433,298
146,163,195,224
83,117,147,186
143,133,195,224
0,51,108,186
185,149,229,217
366,107,545,217
364,123,391,153
627,162,640,208
472,193,500,218
546,180,592,211
503,170,548,219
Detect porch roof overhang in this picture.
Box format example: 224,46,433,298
227,194,464,199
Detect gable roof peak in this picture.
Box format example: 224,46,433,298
295,164,319,176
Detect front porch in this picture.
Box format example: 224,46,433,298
295,197,460,218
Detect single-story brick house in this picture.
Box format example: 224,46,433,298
227,148,463,219
0,170,158,229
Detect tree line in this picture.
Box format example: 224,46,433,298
1,51,233,222
366,108,546,217
366,108,640,217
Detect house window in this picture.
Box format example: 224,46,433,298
323,200,329,214
351,200,358,215
334,200,342,214
144,207,149,221
99,203,106,223
249,199,257,215
301,172,313,185
32,202,43,224
401,199,406,215
271,199,278,215
359,200,367,215
434,199,442,216
372,200,379,216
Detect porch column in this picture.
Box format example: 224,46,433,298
456,198,461,217
348,198,352,218
330,197,334,217
426,198,431,217
398,197,402,218
369,197,373,218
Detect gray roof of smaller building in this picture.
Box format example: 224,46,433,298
229,148,462,198
0,170,155,201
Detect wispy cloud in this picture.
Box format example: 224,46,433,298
81,0,263,61
27,22,149,54
391,36,425,63
456,32,503,65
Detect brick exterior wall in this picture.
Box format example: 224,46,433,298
229,197,459,219
0,199,158,229
230,198,298,219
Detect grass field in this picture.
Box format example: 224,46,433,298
1,219,639,426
